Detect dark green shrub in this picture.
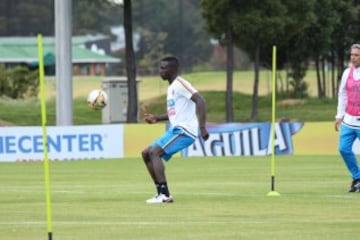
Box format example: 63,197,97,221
0,64,39,99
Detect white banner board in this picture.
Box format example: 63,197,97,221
0,125,123,162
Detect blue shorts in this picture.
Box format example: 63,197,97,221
151,126,196,161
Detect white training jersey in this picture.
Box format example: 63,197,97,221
167,76,199,137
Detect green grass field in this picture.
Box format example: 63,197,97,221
0,70,351,239
0,156,359,240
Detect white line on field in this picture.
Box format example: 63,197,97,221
0,189,245,196
0,220,267,226
0,188,357,198
1,218,359,226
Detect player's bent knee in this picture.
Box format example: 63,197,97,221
149,147,162,159
141,149,150,161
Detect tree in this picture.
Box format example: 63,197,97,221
280,0,360,99
202,0,287,121
201,0,235,121
133,0,212,71
72,0,122,35
0,64,39,99
0,0,124,36
137,29,168,75
331,0,360,98
303,0,339,98
0,0,53,36
225,7,234,122
235,0,287,121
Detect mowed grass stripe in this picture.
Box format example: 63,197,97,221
0,156,359,240
1,218,358,225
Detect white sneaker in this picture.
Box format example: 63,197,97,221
145,194,174,204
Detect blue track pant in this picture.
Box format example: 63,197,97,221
339,124,360,179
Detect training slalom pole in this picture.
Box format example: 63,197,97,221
267,45,280,197
37,34,54,240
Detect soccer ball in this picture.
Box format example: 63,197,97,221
87,89,108,110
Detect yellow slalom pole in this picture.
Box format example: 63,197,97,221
37,34,53,240
267,45,280,197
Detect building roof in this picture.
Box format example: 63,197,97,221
0,36,120,64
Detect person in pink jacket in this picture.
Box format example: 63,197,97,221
335,43,360,192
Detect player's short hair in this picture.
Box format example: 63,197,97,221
161,56,179,69
351,43,360,50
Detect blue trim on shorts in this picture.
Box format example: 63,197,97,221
151,126,196,161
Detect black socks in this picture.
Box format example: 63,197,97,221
155,182,170,197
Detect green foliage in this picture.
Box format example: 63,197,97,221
281,80,309,99
0,0,53,36
281,0,339,98
200,0,360,99
133,0,213,71
201,0,287,51
137,29,168,75
0,65,39,99
72,0,123,35
0,0,122,36
287,61,309,98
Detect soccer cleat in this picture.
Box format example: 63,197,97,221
145,194,174,204
348,179,360,192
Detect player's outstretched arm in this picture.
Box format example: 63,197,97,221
144,113,168,124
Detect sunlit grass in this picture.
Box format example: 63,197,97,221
0,155,358,240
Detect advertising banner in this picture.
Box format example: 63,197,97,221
291,122,360,155
182,122,304,157
0,124,123,162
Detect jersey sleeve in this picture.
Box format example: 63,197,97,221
175,77,198,99
335,68,349,119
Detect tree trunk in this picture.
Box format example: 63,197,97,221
315,56,322,98
251,45,260,121
225,3,234,122
285,65,289,93
321,56,326,98
330,49,336,99
124,0,138,123
225,36,234,122
177,0,184,64
336,47,345,92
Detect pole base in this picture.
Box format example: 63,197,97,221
267,191,280,196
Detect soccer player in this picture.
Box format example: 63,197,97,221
335,43,360,192
141,56,209,203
